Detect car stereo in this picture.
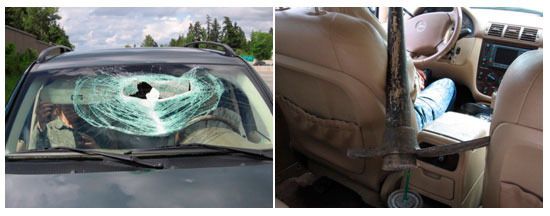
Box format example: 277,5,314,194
482,44,530,70
476,41,535,96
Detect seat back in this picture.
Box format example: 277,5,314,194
483,49,543,207
275,7,417,192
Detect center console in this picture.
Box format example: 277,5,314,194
408,112,490,207
476,40,535,96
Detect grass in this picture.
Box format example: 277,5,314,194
5,43,38,103
6,73,22,103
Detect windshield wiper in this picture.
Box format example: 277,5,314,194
126,143,273,160
14,147,164,169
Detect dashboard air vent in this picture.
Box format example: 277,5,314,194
504,26,521,39
488,23,504,37
520,28,538,42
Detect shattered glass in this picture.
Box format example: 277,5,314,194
7,64,272,153
72,67,225,136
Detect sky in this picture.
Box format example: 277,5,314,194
58,7,273,51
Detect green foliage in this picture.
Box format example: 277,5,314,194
141,34,158,47
208,18,221,42
6,73,20,102
175,34,187,46
221,17,247,50
180,16,246,49
166,34,187,47
5,43,18,76
236,24,247,49
235,49,252,56
164,15,271,60
5,43,38,76
183,21,207,44
193,21,206,41
250,31,273,61
206,15,212,39
169,39,177,47
185,23,196,44
5,43,38,101
6,7,74,48
221,17,234,44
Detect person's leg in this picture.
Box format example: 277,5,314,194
414,78,456,130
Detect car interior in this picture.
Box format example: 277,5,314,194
274,7,542,207
7,66,273,154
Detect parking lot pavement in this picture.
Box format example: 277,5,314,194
253,65,273,92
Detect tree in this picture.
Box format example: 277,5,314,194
5,43,38,100
141,34,158,47
250,31,273,61
235,22,247,49
167,15,257,50
185,23,196,43
221,17,235,46
175,34,186,46
5,8,26,27
48,23,72,47
192,21,205,42
124,44,132,48
206,15,212,40
221,17,246,49
6,7,74,48
208,18,221,42
169,38,177,47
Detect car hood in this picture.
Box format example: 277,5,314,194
6,163,272,207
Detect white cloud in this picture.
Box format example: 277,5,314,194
105,34,118,44
142,16,192,43
57,7,273,51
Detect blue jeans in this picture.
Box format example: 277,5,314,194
414,78,456,130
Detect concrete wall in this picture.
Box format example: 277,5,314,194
252,65,273,91
5,25,52,53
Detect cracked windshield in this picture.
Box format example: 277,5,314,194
6,7,273,154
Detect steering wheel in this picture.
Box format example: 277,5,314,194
404,7,462,65
182,114,241,134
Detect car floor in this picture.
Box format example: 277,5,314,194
276,171,449,208
276,172,372,208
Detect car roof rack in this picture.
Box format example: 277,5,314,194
184,41,237,57
37,45,73,63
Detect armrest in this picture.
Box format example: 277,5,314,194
422,112,489,142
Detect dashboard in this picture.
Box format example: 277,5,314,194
411,7,543,100
476,41,536,95
475,9,541,96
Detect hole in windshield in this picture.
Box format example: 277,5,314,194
73,67,224,137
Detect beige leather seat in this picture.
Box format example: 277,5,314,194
275,198,289,208
276,7,418,206
483,50,543,207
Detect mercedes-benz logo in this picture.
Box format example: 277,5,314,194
415,20,427,32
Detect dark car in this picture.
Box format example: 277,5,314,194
253,60,266,66
5,42,273,207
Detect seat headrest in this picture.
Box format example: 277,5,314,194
321,7,387,39
275,7,388,100
491,49,543,132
